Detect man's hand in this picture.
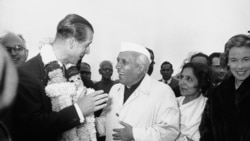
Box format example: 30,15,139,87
77,90,108,116
112,121,134,141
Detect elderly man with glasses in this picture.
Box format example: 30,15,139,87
0,32,28,66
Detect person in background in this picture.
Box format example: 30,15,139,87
94,60,116,94
0,32,28,66
0,44,18,141
96,42,179,141
79,61,95,88
146,47,155,75
208,52,228,85
6,14,108,141
80,62,92,80
199,34,250,141
160,61,181,97
94,60,116,141
190,52,209,65
176,62,214,141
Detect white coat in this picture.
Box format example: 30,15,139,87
98,75,180,141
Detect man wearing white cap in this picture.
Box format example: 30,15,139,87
0,32,28,66
97,42,179,141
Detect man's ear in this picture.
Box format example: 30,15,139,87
99,68,102,74
160,69,163,75
24,49,29,61
171,69,174,75
67,38,75,49
137,64,145,74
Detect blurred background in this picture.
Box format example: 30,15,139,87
1,0,250,81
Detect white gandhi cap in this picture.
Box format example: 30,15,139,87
120,42,151,63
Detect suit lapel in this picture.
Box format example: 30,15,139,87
35,54,47,87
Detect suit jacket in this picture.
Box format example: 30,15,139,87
81,76,95,89
102,75,180,141
8,54,81,141
159,78,181,97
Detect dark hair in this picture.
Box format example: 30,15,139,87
146,48,155,63
208,52,222,66
99,60,112,69
146,48,155,75
222,34,250,66
81,62,91,68
190,52,209,65
56,14,94,42
67,66,80,79
181,62,214,94
161,61,173,70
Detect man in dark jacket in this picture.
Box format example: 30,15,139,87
6,14,108,141
159,61,181,97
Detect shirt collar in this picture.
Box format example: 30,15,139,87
126,75,144,91
167,77,172,84
162,77,172,84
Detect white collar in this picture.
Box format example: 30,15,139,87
162,77,172,84
40,44,62,66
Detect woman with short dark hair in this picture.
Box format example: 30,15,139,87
176,62,214,141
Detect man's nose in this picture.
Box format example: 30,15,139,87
11,49,18,55
116,63,120,69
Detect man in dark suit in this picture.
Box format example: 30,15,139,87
7,14,108,141
208,52,228,86
159,61,181,97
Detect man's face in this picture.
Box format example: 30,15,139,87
211,57,227,81
160,64,173,81
68,27,93,64
116,52,139,87
80,64,91,80
100,63,113,79
2,35,28,66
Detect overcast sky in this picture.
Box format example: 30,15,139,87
1,0,250,81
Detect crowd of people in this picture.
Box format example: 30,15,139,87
0,13,249,141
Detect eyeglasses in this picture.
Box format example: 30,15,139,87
5,45,26,53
